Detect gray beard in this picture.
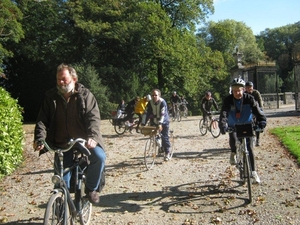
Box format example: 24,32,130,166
57,82,75,94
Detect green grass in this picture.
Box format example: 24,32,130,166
270,126,300,164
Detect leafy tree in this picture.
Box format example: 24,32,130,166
0,0,24,74
201,19,263,66
73,62,115,118
258,22,300,85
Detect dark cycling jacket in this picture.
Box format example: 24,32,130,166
170,95,181,104
219,93,266,128
245,89,263,108
201,97,218,113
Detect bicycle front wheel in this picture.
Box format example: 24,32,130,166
44,191,71,225
210,118,220,138
144,137,157,170
76,180,92,225
199,119,207,135
243,152,252,204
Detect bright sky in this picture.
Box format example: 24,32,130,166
207,0,300,35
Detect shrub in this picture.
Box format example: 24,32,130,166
0,87,24,179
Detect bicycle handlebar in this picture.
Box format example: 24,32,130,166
38,138,91,156
226,126,264,133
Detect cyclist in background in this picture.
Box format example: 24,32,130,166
116,99,126,118
142,89,171,161
219,78,267,184
180,96,188,116
245,81,264,146
135,95,151,133
170,91,181,118
123,96,140,124
201,91,219,124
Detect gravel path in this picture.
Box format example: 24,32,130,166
1,106,300,225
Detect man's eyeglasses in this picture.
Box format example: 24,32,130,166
152,95,158,96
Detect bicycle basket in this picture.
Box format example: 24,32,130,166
140,126,157,136
235,123,254,138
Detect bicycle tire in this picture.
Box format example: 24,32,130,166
177,111,181,122
243,151,252,204
144,137,157,170
199,119,208,135
168,130,175,159
114,122,126,135
210,118,221,138
44,191,71,225
77,181,92,225
183,110,188,118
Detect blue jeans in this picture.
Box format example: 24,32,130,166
161,123,171,154
58,145,106,191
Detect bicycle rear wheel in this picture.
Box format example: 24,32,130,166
44,191,71,225
114,121,126,135
210,118,220,138
144,137,157,170
199,119,208,135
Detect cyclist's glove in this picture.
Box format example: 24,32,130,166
258,121,266,129
220,126,227,135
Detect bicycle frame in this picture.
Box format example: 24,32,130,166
41,138,92,225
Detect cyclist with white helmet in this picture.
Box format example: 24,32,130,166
135,95,151,133
219,78,267,184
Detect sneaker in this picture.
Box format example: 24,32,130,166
256,140,260,146
252,171,261,184
230,152,237,165
164,153,171,161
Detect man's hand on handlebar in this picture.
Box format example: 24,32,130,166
33,140,44,151
86,138,97,148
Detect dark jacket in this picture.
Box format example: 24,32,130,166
34,83,105,153
201,97,218,113
219,93,266,128
245,89,263,108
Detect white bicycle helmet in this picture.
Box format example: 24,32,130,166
146,94,151,101
231,78,245,87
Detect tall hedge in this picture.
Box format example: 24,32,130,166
0,87,24,179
